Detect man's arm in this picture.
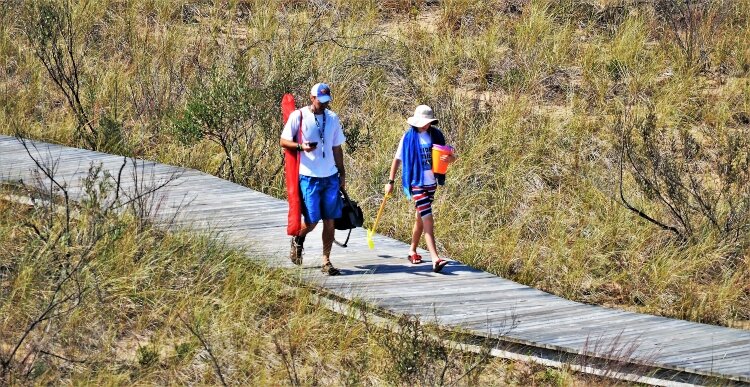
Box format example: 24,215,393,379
280,112,315,152
280,138,315,152
333,145,345,191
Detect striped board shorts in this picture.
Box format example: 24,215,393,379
411,184,437,218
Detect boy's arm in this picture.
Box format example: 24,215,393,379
385,159,401,195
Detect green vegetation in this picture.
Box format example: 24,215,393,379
1,0,748,335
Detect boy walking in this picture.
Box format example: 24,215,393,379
384,105,456,273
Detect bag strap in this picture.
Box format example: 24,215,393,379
333,228,352,248
339,187,353,207
333,187,353,248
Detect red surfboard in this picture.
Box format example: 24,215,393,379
282,94,302,236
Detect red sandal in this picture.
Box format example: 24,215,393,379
407,253,423,264
432,259,448,273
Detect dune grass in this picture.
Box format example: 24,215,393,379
0,0,748,331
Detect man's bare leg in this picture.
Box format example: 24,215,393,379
321,219,334,265
320,219,340,275
298,222,315,239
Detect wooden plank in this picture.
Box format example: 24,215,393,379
477,306,613,333
463,307,622,337
538,321,713,353
375,297,580,325
657,339,750,361
377,295,565,315
669,355,750,378
421,301,578,327
637,326,750,355
520,311,660,338
332,271,520,302
533,323,668,352
659,345,750,366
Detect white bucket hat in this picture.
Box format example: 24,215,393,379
406,105,438,128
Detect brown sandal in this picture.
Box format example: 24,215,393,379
321,262,341,276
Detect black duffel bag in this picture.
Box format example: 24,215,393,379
334,188,364,247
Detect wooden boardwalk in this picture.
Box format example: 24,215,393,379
1,135,748,385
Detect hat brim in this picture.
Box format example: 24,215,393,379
407,116,438,128
316,95,331,103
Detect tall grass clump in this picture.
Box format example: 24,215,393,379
509,2,574,95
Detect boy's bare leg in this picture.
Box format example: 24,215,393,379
421,214,440,262
294,222,316,245
410,210,423,255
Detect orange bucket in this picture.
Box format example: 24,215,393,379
432,144,453,174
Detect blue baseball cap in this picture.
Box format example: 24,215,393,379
310,82,332,103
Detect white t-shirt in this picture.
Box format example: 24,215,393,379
281,107,346,178
394,130,436,186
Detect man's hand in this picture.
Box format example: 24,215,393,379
333,145,345,191
302,142,317,152
339,173,346,191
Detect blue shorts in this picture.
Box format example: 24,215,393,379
300,174,342,224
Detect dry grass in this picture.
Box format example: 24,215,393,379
1,0,748,334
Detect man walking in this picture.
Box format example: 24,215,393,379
280,83,346,275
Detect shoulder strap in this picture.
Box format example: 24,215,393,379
296,109,304,143
296,109,304,166
429,126,446,146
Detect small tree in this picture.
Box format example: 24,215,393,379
21,0,126,153
22,1,96,148
172,66,284,186
617,104,750,247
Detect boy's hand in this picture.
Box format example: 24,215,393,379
440,153,457,163
384,183,394,196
